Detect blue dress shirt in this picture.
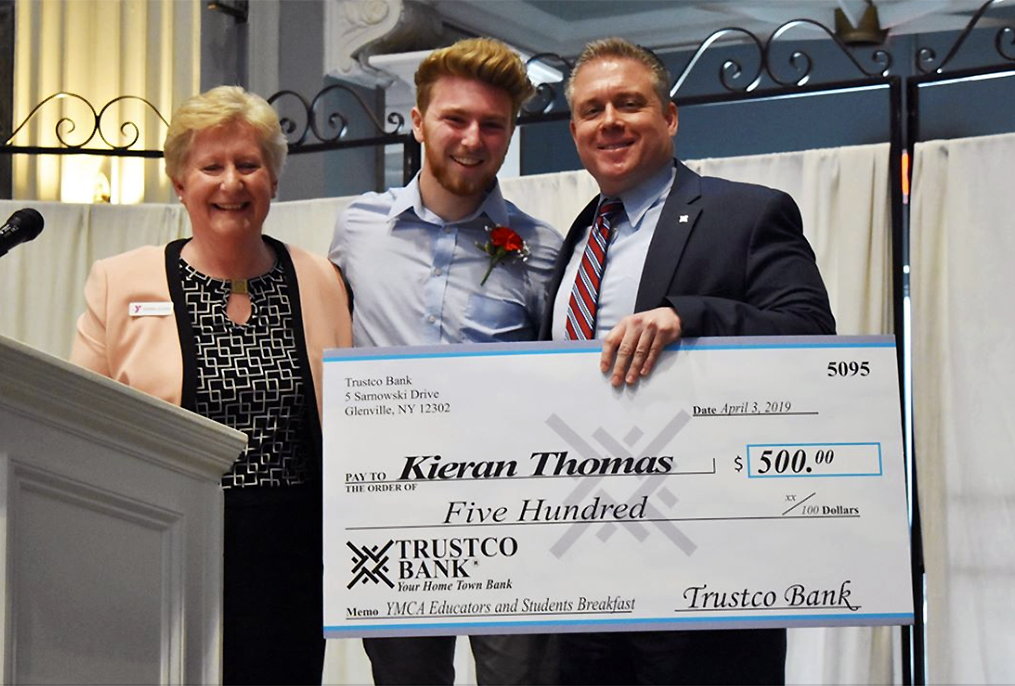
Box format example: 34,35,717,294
552,164,676,340
330,175,562,347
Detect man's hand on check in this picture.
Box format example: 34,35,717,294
601,307,682,387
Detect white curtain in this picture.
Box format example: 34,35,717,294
13,0,199,203
0,142,896,685
500,168,601,236
692,147,898,686
910,132,1015,684
0,200,186,358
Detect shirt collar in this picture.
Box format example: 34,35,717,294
388,174,510,228
614,161,676,227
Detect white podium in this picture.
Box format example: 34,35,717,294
0,335,245,685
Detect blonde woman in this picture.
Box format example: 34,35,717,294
71,86,351,684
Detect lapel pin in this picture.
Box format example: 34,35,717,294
679,214,689,223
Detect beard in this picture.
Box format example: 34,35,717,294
425,144,499,198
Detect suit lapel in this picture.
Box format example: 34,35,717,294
634,160,703,312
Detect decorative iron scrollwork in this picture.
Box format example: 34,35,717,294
916,0,1015,74
3,4,1012,159
268,83,405,149
3,92,169,151
671,28,765,95
521,18,895,111
268,90,311,145
765,19,892,86
97,96,170,150
996,25,1015,62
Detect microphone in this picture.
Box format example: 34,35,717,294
0,208,45,258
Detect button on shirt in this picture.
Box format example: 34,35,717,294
330,175,562,347
552,164,676,341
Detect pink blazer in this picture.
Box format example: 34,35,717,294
70,239,352,417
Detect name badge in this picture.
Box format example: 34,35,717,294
129,302,173,317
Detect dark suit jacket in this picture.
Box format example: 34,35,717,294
541,160,835,338
543,160,834,683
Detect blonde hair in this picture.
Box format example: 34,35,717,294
565,37,672,112
163,85,287,180
415,38,535,119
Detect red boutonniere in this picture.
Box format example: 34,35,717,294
476,226,530,286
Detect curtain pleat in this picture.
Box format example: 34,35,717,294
911,131,1015,685
12,0,199,203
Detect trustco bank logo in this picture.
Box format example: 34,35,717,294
347,540,395,589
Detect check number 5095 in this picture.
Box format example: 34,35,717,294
827,361,870,377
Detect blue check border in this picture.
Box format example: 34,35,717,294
323,335,896,363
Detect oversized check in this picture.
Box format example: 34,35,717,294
322,336,913,638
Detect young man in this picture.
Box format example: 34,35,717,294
330,37,561,685
542,38,835,684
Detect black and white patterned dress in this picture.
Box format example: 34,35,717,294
178,252,325,685
180,257,312,488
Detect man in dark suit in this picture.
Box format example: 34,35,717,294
542,37,835,684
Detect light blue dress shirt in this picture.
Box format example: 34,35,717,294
330,175,562,347
552,163,676,341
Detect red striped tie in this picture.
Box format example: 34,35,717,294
565,199,624,340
